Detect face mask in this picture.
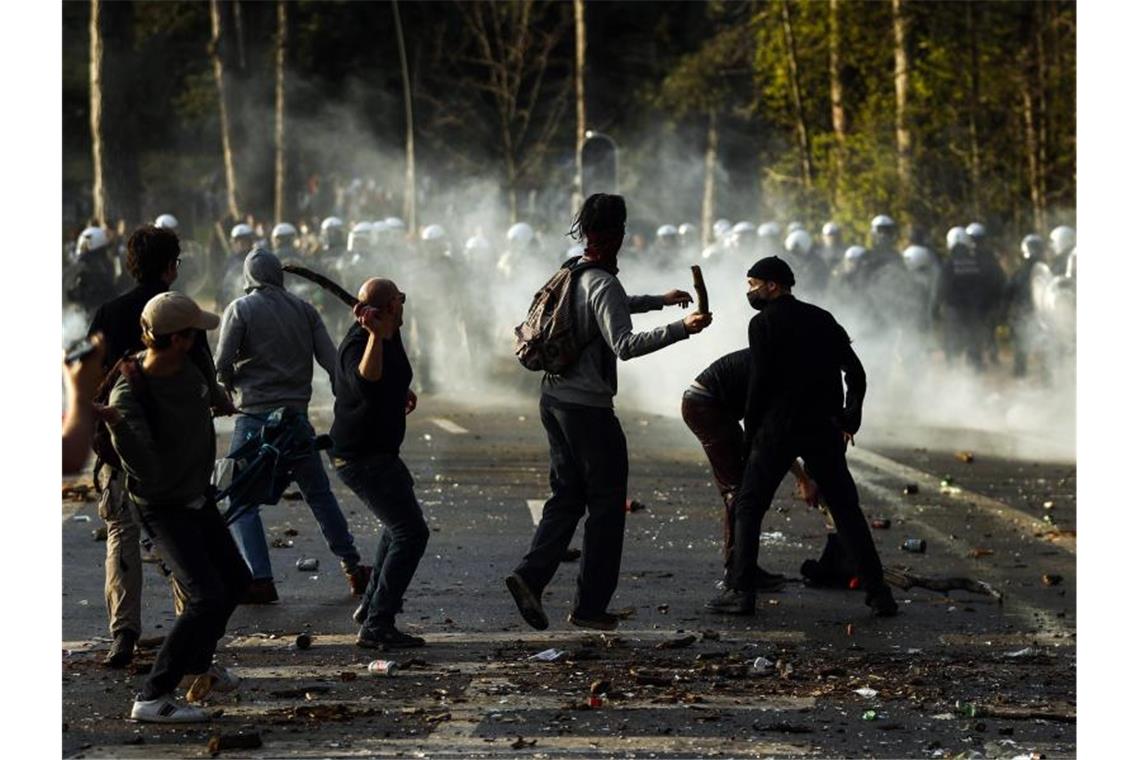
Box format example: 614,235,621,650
747,289,768,311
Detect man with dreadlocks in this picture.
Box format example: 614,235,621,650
505,193,713,632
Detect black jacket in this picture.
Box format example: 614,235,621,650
743,294,866,448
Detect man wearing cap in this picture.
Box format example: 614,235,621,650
705,256,898,618
106,292,253,723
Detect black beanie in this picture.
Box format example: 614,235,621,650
747,256,796,287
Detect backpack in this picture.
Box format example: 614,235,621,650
91,353,157,492
513,256,604,374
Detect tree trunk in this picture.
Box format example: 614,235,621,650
891,0,913,213
1020,74,1044,232
573,0,586,214
210,0,241,220
392,0,416,230
273,0,287,223
701,109,718,248
827,0,846,208
1034,0,1049,225
89,0,108,226
779,0,813,188
232,0,246,72
966,2,982,218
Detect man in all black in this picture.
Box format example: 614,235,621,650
706,256,898,617
330,277,428,650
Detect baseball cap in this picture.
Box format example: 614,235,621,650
141,292,220,338
747,256,796,287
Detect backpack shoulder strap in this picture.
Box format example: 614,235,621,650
119,355,161,435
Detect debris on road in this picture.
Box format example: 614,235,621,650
296,558,319,572
1042,574,1063,587
294,633,312,650
625,499,646,513
510,736,537,749
589,679,611,696
71,514,91,523
368,659,399,675
283,528,299,536
855,687,879,698
207,731,262,756
527,648,565,662
955,451,975,463
903,484,920,495
968,548,994,558
270,537,294,548
751,657,774,675
861,709,879,721
655,634,696,650
901,538,927,553
883,566,1003,602
871,518,891,530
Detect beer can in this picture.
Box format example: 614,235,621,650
368,659,398,676
901,538,927,553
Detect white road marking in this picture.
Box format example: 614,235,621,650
849,447,1075,554
429,417,470,434
526,498,545,525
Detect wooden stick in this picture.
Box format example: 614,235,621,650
691,265,709,315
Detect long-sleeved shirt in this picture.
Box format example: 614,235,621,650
107,355,216,508
743,294,866,449
214,249,337,412
541,266,688,408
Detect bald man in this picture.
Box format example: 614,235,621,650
329,279,428,650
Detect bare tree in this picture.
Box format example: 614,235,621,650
452,0,572,223
573,0,586,215
828,0,846,208
210,0,241,220
779,1,813,189
965,2,982,217
274,0,287,223
892,0,914,212
701,109,718,247
89,0,108,226
392,0,417,230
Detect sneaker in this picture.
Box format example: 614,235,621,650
352,601,368,626
345,564,372,596
704,588,756,615
185,664,241,703
241,578,279,605
356,624,426,650
567,610,621,631
866,584,899,617
130,693,210,723
505,573,549,631
104,630,138,669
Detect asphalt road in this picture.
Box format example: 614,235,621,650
61,395,1076,759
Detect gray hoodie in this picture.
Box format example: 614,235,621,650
215,249,338,412
541,267,688,408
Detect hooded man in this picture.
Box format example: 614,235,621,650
215,249,370,604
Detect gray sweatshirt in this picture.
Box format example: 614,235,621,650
541,267,689,408
215,249,337,413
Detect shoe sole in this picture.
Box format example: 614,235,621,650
567,615,618,631
129,713,210,724
505,574,549,631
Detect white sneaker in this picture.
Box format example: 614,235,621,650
185,664,241,703
130,693,210,723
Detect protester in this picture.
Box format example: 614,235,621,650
330,278,429,650
706,256,897,617
106,292,252,722
62,333,106,475
86,225,233,669
215,248,370,603
681,347,819,585
506,193,712,633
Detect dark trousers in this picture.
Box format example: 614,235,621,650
680,392,745,567
730,427,884,593
335,454,429,629
514,396,628,616
132,502,252,701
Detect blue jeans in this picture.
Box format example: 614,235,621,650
227,412,361,580
335,453,429,629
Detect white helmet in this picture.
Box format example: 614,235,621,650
76,226,109,256
464,234,492,258
656,224,679,239
384,216,407,232
731,221,757,236
946,226,972,251
421,224,446,242
320,216,345,233
678,223,697,239
965,222,987,240
1050,225,1076,256
870,214,896,232
1020,234,1046,260
712,218,733,240
821,221,841,239
507,222,535,246
784,229,813,256
154,213,179,230
348,222,373,253
903,245,936,272
757,221,782,240
842,245,867,273
230,223,254,239
271,222,297,240
786,221,806,234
